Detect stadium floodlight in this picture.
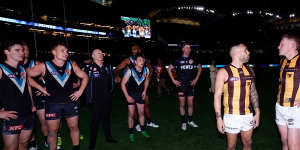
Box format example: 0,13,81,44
289,13,295,18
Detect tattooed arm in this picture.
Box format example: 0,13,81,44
250,82,260,128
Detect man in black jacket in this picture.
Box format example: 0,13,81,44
83,49,117,150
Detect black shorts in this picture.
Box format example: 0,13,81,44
34,96,46,110
127,93,145,105
177,84,194,97
45,102,79,120
1,114,35,135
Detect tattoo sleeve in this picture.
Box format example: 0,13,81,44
215,112,222,119
250,82,259,109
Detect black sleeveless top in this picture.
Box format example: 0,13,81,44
0,63,32,119
43,61,75,103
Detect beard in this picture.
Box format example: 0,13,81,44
240,56,249,63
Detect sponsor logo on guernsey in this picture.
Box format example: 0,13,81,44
180,61,185,64
180,65,194,70
229,77,239,82
244,76,254,80
8,125,23,131
45,61,72,87
0,64,26,93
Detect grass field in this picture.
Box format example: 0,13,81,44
1,68,283,150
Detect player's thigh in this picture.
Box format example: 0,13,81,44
36,109,46,124
240,129,253,144
226,133,238,147
66,115,79,129
287,128,300,148
47,119,61,132
178,97,186,106
19,129,32,144
2,134,19,149
128,105,136,117
187,96,194,106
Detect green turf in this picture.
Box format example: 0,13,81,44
1,68,282,150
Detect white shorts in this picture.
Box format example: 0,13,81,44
275,103,300,128
223,113,254,134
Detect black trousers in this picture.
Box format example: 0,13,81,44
89,95,113,149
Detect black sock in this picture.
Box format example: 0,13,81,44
73,145,80,150
28,140,36,147
128,128,134,134
58,122,62,137
44,136,48,144
134,119,139,126
188,115,193,122
146,117,152,124
181,115,186,123
140,125,145,131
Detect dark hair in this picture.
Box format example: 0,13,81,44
135,53,145,60
21,41,28,47
282,33,300,50
131,43,140,48
49,41,67,51
1,39,23,52
182,42,190,48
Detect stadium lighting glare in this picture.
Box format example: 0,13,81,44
0,16,106,36
246,10,253,14
289,13,295,18
276,15,281,19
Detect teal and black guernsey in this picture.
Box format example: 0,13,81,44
44,61,76,103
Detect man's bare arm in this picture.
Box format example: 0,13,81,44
214,68,227,119
27,63,48,95
214,68,228,134
72,61,88,93
114,58,130,77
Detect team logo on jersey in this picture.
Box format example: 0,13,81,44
189,59,193,64
45,61,72,87
288,73,293,78
229,77,239,82
8,74,15,78
131,67,147,85
65,70,71,75
51,71,57,75
0,64,26,93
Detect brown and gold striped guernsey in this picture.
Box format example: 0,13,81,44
223,64,255,115
277,55,300,107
